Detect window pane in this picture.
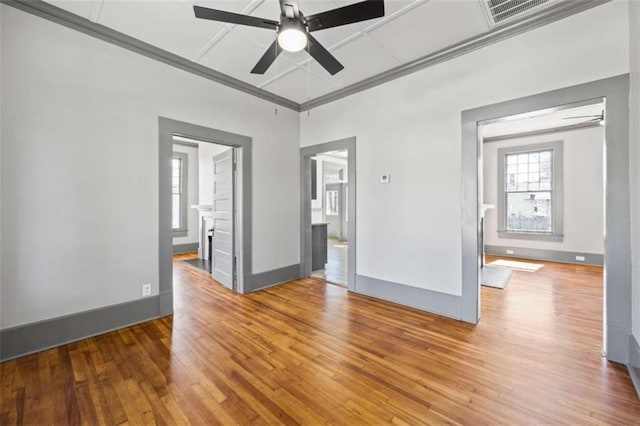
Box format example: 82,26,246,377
172,158,181,194
529,163,539,173
517,154,528,164
507,154,517,165
506,174,516,191
517,164,528,174
507,165,517,174
506,192,552,232
172,194,181,229
540,181,551,190
540,151,551,162
326,190,339,216
528,152,539,163
540,161,552,179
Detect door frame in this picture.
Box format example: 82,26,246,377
159,117,253,317
300,137,356,291
460,74,632,364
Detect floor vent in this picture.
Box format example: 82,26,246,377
481,0,557,26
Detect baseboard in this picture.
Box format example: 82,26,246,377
354,275,462,320
173,242,199,254
607,324,630,364
252,264,301,291
628,334,640,399
0,296,163,362
484,245,604,266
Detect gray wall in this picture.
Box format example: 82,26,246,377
0,6,300,330
299,1,628,299
630,0,640,360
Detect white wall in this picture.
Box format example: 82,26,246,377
0,2,3,317
172,144,199,246
483,127,604,254
300,1,629,296
0,6,300,329
629,0,640,340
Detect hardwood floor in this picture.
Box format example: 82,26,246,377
2,253,639,424
311,238,348,286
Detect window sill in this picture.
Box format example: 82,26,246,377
497,231,564,242
173,229,188,237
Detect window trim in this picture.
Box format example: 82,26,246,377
496,140,564,242
172,151,189,237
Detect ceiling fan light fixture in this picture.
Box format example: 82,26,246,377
277,19,307,52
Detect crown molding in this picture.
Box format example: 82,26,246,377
2,0,610,113
299,0,611,111
0,0,301,111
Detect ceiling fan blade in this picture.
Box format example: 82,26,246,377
306,33,344,75
305,0,385,32
251,39,283,74
194,6,279,30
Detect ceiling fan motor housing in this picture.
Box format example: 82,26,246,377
279,18,307,34
278,18,308,52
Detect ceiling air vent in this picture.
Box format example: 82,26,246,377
481,0,556,26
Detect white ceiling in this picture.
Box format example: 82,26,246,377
45,0,565,104
481,102,605,138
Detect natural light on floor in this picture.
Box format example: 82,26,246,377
488,259,544,272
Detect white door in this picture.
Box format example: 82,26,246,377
212,149,235,289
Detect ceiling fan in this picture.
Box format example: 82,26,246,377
193,0,385,75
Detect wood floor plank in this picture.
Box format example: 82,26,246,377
1,253,639,424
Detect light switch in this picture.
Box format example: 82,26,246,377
380,174,390,184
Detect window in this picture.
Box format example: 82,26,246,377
497,141,563,242
326,190,339,216
172,152,188,237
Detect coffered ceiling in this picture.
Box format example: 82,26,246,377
41,0,603,106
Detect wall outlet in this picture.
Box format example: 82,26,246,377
380,174,390,184
575,255,586,262
506,249,514,255
142,283,152,297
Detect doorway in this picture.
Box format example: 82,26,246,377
477,99,607,354
460,75,632,364
172,137,238,290
301,138,356,290
311,154,349,285
159,117,253,318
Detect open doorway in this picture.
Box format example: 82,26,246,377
301,138,356,290
159,117,253,318
460,75,632,364
172,136,238,290
477,99,607,354
309,150,349,285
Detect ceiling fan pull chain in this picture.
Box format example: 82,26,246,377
307,59,311,116
275,39,279,115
